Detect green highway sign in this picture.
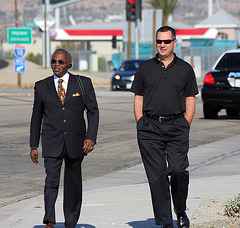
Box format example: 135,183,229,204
8,28,32,44
24,21,38,28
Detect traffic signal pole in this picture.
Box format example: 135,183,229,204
127,22,131,59
126,0,141,59
135,18,139,59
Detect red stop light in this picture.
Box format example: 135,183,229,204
126,0,142,22
126,0,136,21
129,0,136,4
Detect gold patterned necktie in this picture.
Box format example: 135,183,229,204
58,79,66,105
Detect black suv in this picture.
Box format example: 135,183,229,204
201,49,240,119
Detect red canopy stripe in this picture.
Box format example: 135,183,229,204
64,29,123,36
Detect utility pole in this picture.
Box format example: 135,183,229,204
14,0,21,87
14,0,18,27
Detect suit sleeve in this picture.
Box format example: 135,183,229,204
84,78,99,143
30,84,44,148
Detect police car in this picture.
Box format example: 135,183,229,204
201,49,240,118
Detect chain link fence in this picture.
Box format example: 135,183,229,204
175,41,238,79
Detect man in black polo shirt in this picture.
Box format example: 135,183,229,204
130,26,198,228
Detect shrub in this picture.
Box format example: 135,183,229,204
225,194,240,217
26,53,42,65
98,56,106,72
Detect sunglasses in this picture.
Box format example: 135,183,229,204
51,59,67,65
156,39,175,44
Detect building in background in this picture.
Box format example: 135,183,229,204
2,7,240,74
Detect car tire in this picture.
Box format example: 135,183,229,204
226,109,240,117
203,103,218,119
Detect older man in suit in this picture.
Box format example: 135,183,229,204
30,48,99,228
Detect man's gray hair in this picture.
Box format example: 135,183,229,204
52,48,72,63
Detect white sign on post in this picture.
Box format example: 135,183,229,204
34,12,55,31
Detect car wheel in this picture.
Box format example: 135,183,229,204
226,109,240,117
203,103,218,119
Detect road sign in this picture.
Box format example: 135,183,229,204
24,21,38,28
15,64,25,73
8,28,32,44
14,45,25,58
34,12,55,31
14,58,25,73
14,58,25,65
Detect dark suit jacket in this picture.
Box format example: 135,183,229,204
30,73,99,158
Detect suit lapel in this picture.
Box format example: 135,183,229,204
47,75,62,105
64,74,78,105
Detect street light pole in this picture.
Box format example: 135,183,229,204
42,0,51,69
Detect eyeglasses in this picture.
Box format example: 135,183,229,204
51,59,67,65
156,39,175,44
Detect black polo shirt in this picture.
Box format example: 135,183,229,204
130,53,199,116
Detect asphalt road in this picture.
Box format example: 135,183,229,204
0,88,240,207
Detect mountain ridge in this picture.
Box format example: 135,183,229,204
0,0,239,40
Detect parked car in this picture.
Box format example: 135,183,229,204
111,59,147,91
201,49,240,119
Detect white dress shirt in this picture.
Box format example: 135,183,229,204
54,72,70,93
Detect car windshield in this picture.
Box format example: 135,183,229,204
214,53,240,71
119,60,144,71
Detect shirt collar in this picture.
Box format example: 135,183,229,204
154,53,178,65
54,72,69,83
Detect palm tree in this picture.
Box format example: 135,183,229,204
148,0,179,26
148,0,179,56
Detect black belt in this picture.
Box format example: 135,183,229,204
143,112,184,122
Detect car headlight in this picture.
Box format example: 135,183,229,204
114,75,121,80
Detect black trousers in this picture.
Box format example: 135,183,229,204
43,145,83,228
137,115,190,225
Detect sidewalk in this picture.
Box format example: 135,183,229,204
0,133,240,228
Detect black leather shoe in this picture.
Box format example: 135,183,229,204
177,212,190,228
163,224,173,228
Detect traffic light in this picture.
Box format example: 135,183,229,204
126,0,142,22
126,0,136,22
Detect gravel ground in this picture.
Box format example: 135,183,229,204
191,196,240,228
